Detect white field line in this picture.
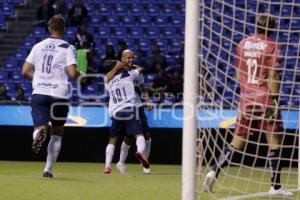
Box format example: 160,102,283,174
220,188,299,200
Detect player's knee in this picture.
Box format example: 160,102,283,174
51,125,64,136
144,133,151,140
109,137,118,145
124,137,133,145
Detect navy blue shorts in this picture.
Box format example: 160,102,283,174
110,107,143,138
138,106,149,134
31,94,69,127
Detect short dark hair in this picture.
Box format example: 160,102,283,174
48,15,65,33
256,13,276,36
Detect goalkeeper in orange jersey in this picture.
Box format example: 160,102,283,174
203,13,292,196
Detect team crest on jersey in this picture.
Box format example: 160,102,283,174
45,43,56,50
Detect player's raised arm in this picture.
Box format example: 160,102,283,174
105,61,128,83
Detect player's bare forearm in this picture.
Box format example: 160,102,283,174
105,61,128,83
268,69,280,96
22,62,34,80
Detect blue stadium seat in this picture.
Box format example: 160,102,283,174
0,14,6,29
170,16,184,27
23,37,36,50
129,27,144,38
0,71,8,82
113,27,127,38
65,27,77,39
153,16,168,27
114,4,128,15
85,4,95,17
91,16,103,30
122,15,135,27
145,27,160,38
120,0,135,4
10,71,24,83
137,15,152,27
291,19,300,29
98,27,110,38
4,59,17,71
7,0,24,3
146,4,160,16
106,16,120,26
130,4,144,16
2,3,15,17
98,4,111,15
32,27,46,39
162,4,177,16
138,39,151,52
15,48,27,62
155,39,167,52
162,27,177,38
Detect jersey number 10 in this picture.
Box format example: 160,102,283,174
246,58,259,84
42,55,53,73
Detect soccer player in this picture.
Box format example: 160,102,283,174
115,50,153,174
22,15,80,178
103,60,149,174
203,13,293,196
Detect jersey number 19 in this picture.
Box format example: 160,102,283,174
42,55,53,73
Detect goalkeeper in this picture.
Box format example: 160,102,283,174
203,13,292,196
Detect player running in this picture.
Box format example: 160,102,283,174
203,13,292,196
22,15,80,178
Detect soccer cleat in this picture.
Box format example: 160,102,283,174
203,170,216,192
135,152,150,169
116,163,127,174
42,171,53,178
32,129,47,154
103,167,112,174
143,167,151,174
268,186,293,196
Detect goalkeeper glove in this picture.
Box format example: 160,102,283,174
265,96,279,121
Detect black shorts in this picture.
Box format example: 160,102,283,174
31,94,69,127
138,106,149,134
110,107,143,138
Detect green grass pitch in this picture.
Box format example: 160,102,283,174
0,161,298,200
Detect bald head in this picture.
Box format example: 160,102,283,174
121,49,134,67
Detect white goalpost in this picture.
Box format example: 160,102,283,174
182,0,300,199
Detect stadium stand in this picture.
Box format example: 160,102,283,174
0,0,298,107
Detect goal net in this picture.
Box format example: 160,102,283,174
182,0,300,200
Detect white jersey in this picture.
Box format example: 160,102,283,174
25,37,77,99
130,70,144,107
105,69,140,117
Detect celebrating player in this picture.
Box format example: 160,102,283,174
103,60,149,174
114,50,153,174
22,15,80,178
203,13,292,196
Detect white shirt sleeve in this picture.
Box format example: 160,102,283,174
66,45,77,66
25,45,36,65
138,73,144,84
130,69,140,81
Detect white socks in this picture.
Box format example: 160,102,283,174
44,135,62,173
144,138,151,159
119,142,131,164
136,135,145,154
105,144,115,168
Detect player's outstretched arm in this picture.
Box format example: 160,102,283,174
105,61,128,83
22,62,34,80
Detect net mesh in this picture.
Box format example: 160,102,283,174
196,0,300,199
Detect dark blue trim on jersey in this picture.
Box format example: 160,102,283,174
121,71,130,79
59,43,71,49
